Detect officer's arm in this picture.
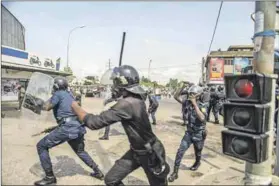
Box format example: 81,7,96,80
174,86,185,104
192,101,206,122
72,99,133,130
43,93,59,111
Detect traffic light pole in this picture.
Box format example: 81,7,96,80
245,2,277,185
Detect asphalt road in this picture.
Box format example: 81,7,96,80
2,97,246,185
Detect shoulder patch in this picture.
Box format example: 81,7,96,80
201,107,206,113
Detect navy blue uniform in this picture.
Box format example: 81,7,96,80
36,90,99,175
207,91,220,122
182,98,190,125
174,101,208,167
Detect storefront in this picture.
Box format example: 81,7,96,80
1,45,71,106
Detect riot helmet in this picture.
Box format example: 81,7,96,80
188,85,203,97
218,85,224,91
53,76,68,91
210,86,216,92
110,65,146,98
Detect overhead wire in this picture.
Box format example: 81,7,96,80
207,1,223,55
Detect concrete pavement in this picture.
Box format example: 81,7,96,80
1,97,275,185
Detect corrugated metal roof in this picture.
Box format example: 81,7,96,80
1,61,72,76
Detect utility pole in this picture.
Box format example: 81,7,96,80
148,59,152,80
245,2,277,185
108,59,111,70
273,2,279,177
119,32,126,66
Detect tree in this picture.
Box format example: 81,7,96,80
166,78,179,90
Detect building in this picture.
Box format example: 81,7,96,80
1,4,71,107
202,45,254,85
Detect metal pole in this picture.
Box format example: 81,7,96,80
66,26,86,68
273,2,279,176
245,2,276,185
118,32,126,66
148,59,152,79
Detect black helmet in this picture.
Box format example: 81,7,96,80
210,86,216,91
218,85,224,91
53,76,68,91
110,65,145,96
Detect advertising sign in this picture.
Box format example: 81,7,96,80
233,58,250,74
1,79,20,101
1,45,56,70
209,58,224,82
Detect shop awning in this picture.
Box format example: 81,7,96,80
1,61,72,77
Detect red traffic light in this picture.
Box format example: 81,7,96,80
224,73,272,103
234,79,253,98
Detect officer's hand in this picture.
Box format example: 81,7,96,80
189,95,197,105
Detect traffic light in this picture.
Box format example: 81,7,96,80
222,73,273,163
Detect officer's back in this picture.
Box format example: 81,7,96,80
110,95,155,149
52,90,76,123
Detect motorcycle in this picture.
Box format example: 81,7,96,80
30,56,41,66
44,58,55,68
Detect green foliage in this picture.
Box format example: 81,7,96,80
64,66,73,74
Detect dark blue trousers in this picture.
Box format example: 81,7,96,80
174,131,205,167
36,124,99,174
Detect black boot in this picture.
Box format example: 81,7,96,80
168,166,179,182
90,167,104,180
152,122,157,125
190,157,201,171
34,171,57,186
215,120,219,124
99,136,109,140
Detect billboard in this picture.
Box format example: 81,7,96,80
1,79,20,101
1,45,57,70
233,58,249,74
209,58,224,82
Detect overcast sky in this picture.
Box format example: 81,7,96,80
2,1,255,84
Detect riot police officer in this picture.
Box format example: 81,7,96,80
99,87,119,140
148,91,159,125
207,86,220,124
174,82,190,126
72,65,170,186
217,85,226,116
34,77,104,186
168,85,208,182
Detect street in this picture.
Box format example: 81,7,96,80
2,97,247,185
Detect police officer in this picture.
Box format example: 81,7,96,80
72,65,170,186
207,86,220,124
75,90,82,106
201,86,210,106
174,82,190,126
148,91,159,125
168,85,208,182
34,77,104,186
99,87,119,140
217,85,226,116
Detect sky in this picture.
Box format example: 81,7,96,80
2,1,255,84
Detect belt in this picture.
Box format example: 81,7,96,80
57,116,78,125
130,137,157,155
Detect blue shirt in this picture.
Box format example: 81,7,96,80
50,90,76,121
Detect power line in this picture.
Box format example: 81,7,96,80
207,1,223,55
